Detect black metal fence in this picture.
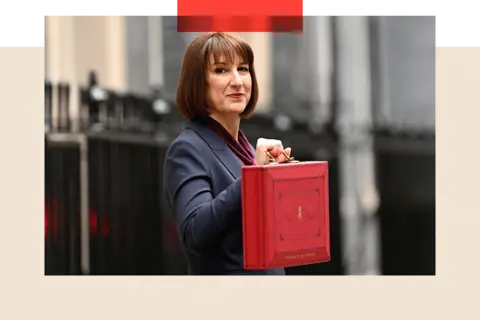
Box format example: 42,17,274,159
45,138,82,275
44,72,435,276
87,136,162,274
374,130,436,275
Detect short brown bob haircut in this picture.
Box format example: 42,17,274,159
176,32,259,120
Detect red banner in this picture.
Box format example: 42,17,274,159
177,0,303,32
175,0,304,17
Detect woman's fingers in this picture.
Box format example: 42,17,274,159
254,138,293,165
263,139,283,157
255,138,280,165
275,147,292,163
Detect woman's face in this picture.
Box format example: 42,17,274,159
206,53,252,118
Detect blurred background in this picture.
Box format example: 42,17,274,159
44,16,435,276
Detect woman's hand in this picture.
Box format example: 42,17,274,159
254,138,292,165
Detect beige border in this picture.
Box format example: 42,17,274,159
436,48,479,283
0,46,477,318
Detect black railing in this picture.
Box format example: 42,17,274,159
45,81,72,132
45,138,82,275
87,137,169,274
375,133,435,275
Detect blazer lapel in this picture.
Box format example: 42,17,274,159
186,120,242,179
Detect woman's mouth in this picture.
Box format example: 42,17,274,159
228,94,244,99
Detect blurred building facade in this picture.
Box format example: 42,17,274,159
44,16,435,276
45,16,434,131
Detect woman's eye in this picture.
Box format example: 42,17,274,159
214,66,248,74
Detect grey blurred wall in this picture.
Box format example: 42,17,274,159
370,16,435,131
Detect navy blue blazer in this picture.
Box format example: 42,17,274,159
164,119,285,275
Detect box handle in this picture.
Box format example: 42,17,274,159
265,150,300,165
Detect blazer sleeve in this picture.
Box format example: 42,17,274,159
164,138,242,254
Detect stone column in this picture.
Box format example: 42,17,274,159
45,16,79,131
73,16,126,91
335,16,381,275
124,16,149,95
308,16,334,129
147,16,165,90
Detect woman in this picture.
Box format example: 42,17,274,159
164,32,292,275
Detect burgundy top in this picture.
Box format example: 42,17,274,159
203,116,255,166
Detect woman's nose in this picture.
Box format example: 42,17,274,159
230,71,243,86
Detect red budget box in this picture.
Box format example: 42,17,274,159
241,159,330,270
